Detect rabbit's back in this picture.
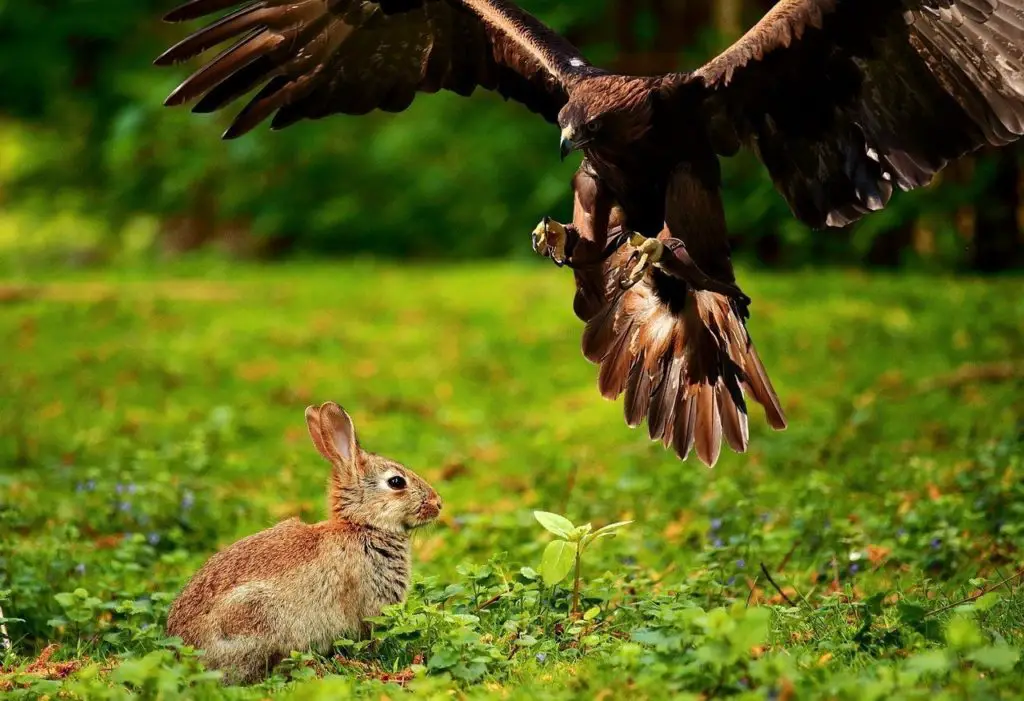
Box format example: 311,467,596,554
166,518,361,645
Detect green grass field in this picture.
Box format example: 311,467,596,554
1,260,1022,700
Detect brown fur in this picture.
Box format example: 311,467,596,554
165,401,441,684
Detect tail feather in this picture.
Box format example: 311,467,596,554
623,352,654,428
647,354,682,446
597,324,635,399
694,383,723,467
741,343,787,430
719,381,750,453
578,260,786,466
671,391,698,459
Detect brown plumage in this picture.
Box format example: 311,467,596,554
156,0,1024,466
165,401,441,684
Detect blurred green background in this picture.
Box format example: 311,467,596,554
1,2,1023,697
1,0,1022,272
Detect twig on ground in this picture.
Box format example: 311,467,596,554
778,539,803,573
476,593,504,612
745,575,761,607
925,567,1024,618
759,562,799,608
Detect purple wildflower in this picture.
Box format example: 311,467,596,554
147,532,160,546
713,537,724,548
727,576,736,585
535,653,547,664
710,518,723,532
930,538,942,550
736,559,746,569
850,563,860,574
74,563,86,575
127,483,138,495
115,483,125,494
181,490,195,510
119,501,132,513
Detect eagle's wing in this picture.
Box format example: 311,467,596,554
668,0,1024,228
155,0,600,138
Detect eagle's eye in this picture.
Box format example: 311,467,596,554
587,119,602,133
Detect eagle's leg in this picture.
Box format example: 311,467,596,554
619,233,751,306
530,216,578,267
618,234,665,289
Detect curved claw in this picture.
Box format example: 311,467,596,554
618,236,663,290
530,216,568,265
618,250,647,290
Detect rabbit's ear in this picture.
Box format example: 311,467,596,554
305,405,335,463
317,402,360,467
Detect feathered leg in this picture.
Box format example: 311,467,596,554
619,233,751,307
579,160,786,466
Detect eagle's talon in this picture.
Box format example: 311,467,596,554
619,236,664,289
531,217,568,264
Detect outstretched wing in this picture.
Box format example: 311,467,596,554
155,0,601,138
670,0,1024,228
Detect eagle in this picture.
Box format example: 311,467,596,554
156,0,1024,467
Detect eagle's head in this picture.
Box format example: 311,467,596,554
557,77,654,161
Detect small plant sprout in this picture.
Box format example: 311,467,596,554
533,511,632,617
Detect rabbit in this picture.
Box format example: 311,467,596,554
165,401,442,684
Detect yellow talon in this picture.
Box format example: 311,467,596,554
620,236,665,289
531,217,567,263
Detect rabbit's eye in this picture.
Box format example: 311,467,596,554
386,475,407,490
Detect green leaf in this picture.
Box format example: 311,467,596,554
427,648,459,671
583,606,601,621
945,614,983,651
904,650,951,679
971,592,1002,612
534,511,575,538
731,607,772,651
967,645,1020,673
540,540,577,586
569,523,593,542
519,566,540,581
592,520,633,537
54,592,77,609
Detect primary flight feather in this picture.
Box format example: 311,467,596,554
156,0,1024,466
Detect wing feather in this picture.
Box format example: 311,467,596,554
672,0,1024,229
156,0,603,137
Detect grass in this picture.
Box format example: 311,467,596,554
0,258,1022,699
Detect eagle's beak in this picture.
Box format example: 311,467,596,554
559,127,578,161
